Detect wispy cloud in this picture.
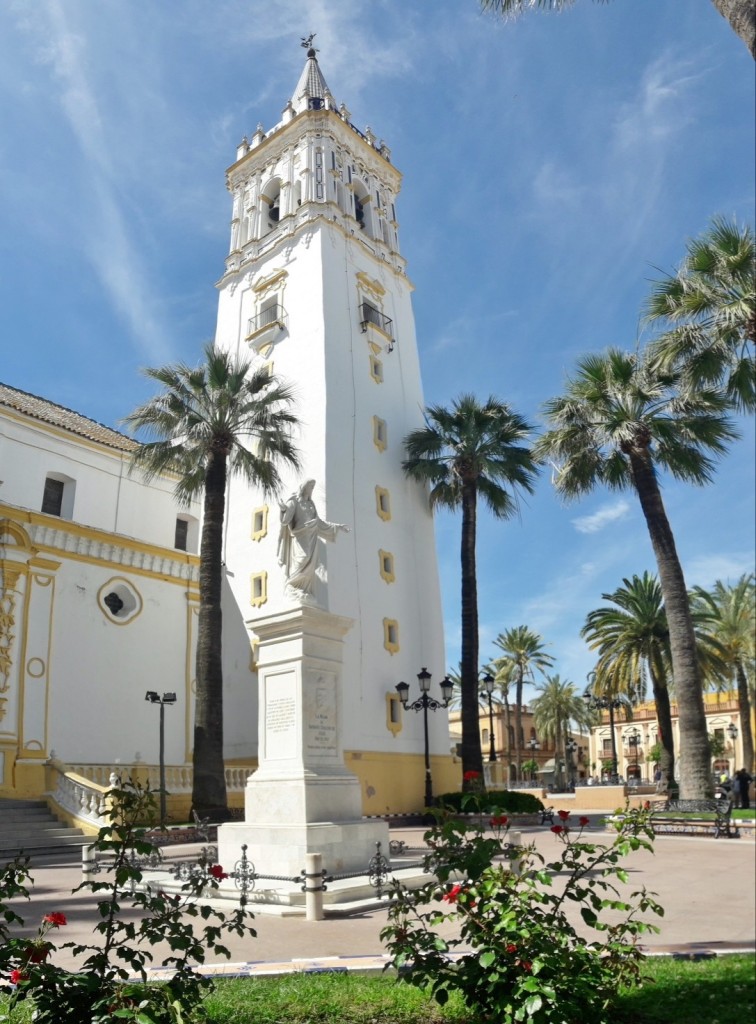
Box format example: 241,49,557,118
572,501,631,535
683,552,755,590
12,0,178,362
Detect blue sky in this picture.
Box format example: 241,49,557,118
1,0,753,701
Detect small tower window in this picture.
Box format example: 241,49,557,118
379,550,395,583
250,571,268,608
375,487,391,521
386,692,403,736
252,506,269,541
373,416,387,452
383,618,399,654
370,356,384,383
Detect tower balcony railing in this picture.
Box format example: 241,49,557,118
246,304,288,340
360,301,393,341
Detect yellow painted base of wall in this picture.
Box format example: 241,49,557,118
345,750,460,814
1,751,460,819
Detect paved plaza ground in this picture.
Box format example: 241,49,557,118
5,816,754,976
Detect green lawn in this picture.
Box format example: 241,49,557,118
1,955,753,1023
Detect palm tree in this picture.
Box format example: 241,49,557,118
530,674,592,789
582,573,676,788
691,574,756,771
480,1,756,61
125,344,299,819
645,218,756,412
486,656,517,769
403,395,539,782
535,347,738,799
493,627,554,780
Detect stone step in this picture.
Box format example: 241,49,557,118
0,798,90,857
1,824,85,838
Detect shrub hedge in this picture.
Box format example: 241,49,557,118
436,790,544,814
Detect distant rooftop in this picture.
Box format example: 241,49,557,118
0,381,138,453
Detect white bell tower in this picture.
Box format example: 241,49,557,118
216,42,450,815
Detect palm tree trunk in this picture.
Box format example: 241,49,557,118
460,482,484,784
514,669,523,782
504,695,512,780
649,666,675,791
736,662,754,771
710,0,756,58
192,449,230,819
629,450,711,799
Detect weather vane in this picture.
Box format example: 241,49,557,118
300,33,318,53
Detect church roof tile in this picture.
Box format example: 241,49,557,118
0,381,139,453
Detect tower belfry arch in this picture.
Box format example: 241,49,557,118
216,43,450,885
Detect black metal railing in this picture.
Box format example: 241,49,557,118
247,304,286,336
360,302,393,338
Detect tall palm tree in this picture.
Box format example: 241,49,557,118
486,656,517,769
691,574,756,771
645,218,756,413
481,1,756,61
535,347,738,799
403,395,539,782
530,674,592,789
125,344,299,819
493,627,554,780
582,573,676,788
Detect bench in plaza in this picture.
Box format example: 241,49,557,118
651,798,738,839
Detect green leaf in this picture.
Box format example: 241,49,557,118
524,993,543,1014
479,950,496,968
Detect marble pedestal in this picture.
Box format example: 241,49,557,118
218,605,388,884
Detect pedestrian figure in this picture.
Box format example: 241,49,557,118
734,768,752,810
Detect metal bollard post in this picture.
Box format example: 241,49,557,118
82,844,96,882
508,830,522,877
304,852,324,921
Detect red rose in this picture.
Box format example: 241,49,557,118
520,960,533,972
551,825,564,834
463,770,481,781
209,864,228,881
506,943,517,954
43,912,67,927
442,884,462,904
490,815,508,827
579,816,590,827
10,970,28,985
557,809,570,821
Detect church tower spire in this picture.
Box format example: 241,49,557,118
215,44,449,815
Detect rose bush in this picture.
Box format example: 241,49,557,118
0,781,255,1023
381,801,663,1024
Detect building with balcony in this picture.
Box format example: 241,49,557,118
585,690,746,783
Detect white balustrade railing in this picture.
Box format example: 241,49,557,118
48,762,111,828
68,763,254,793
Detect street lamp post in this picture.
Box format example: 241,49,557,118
583,678,624,784
483,672,497,763
627,728,641,781
727,722,738,773
528,737,540,781
145,691,177,828
396,669,454,809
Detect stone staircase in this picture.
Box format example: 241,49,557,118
0,798,90,860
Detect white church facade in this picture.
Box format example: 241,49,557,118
0,46,456,823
